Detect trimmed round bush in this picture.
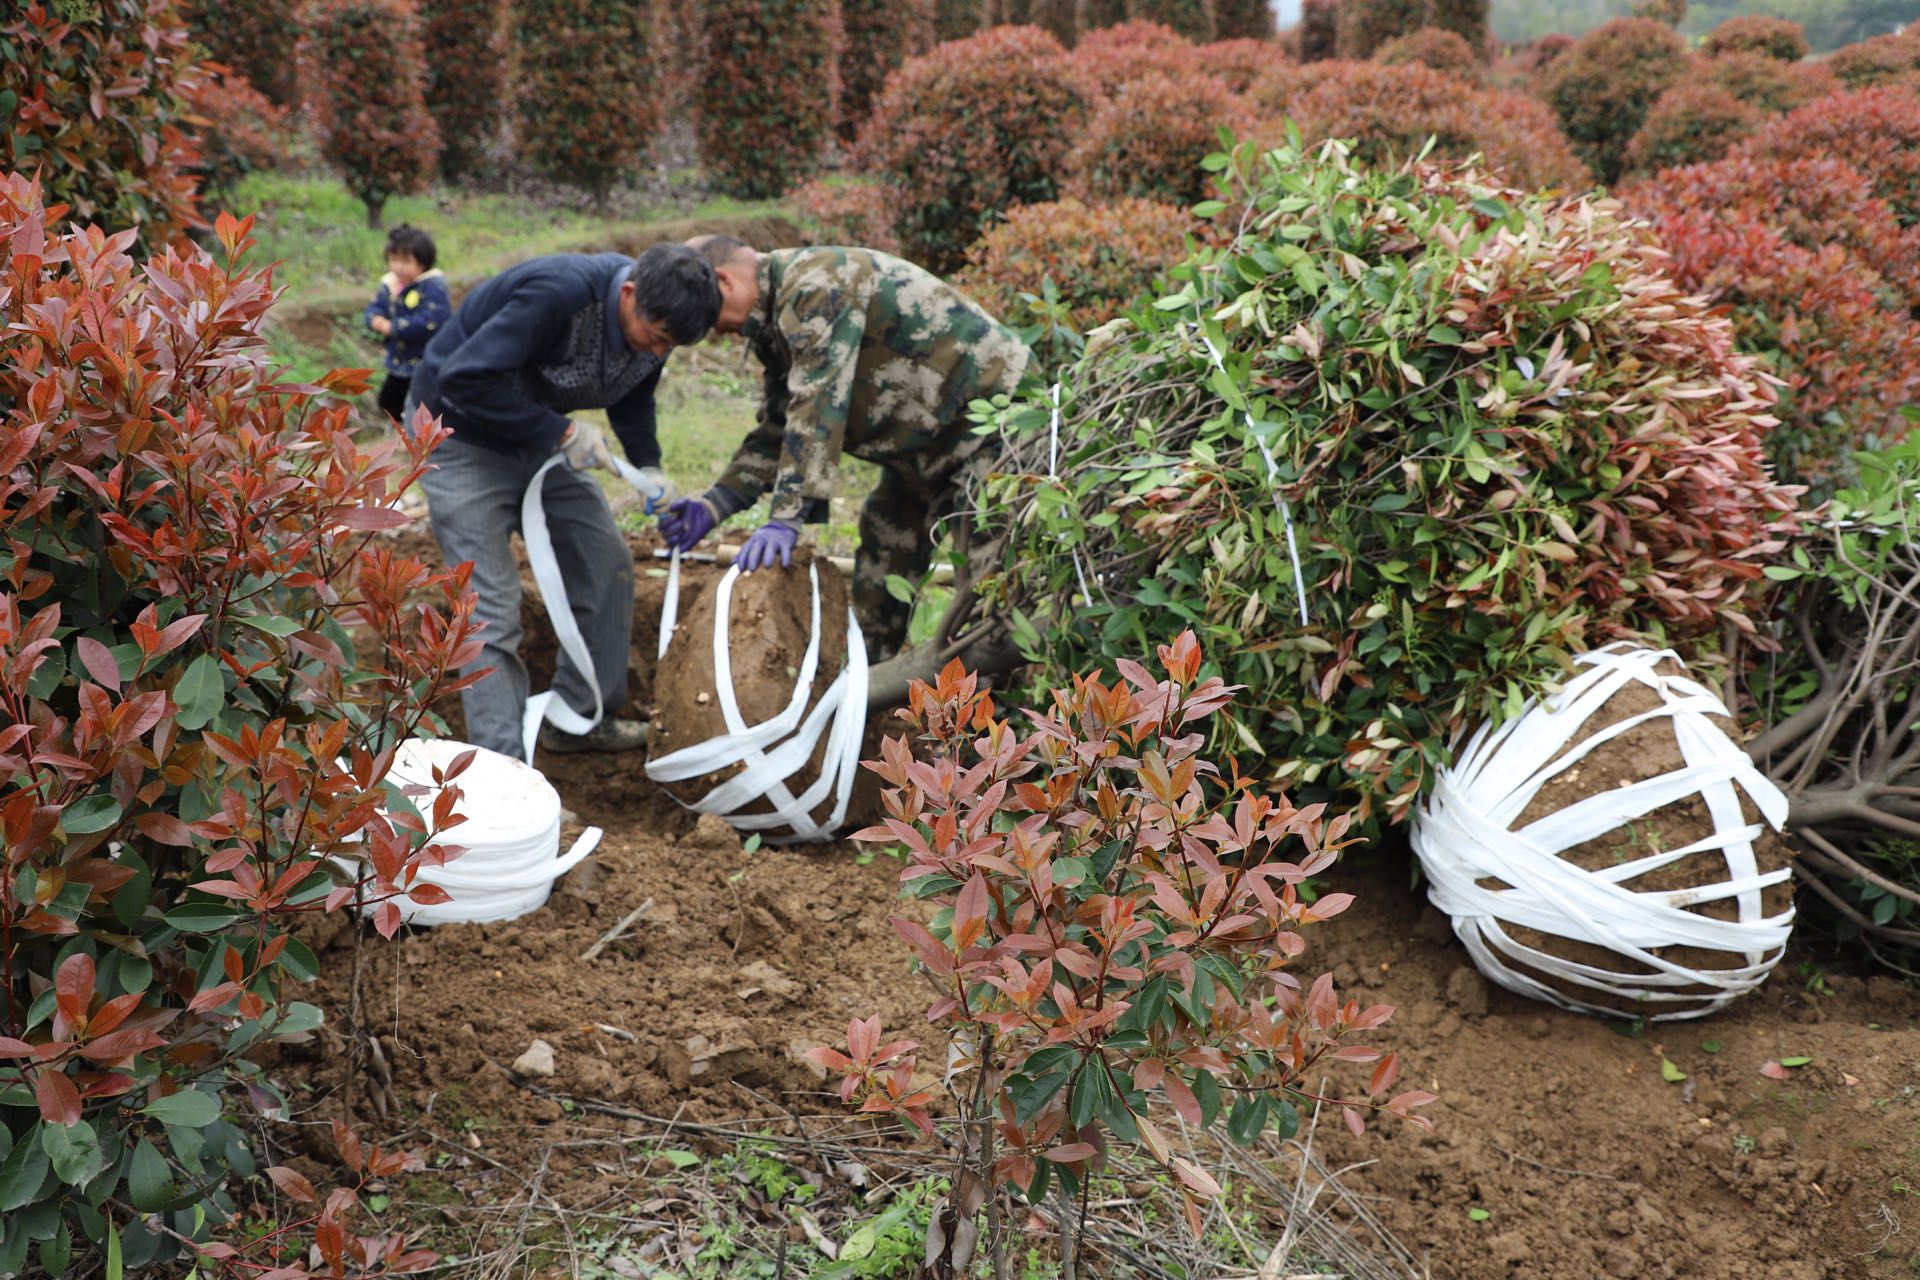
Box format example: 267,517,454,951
1298,0,1338,62
186,0,296,104
1245,57,1354,117
1701,15,1809,62
1130,0,1211,42
1337,0,1429,60
1430,0,1490,46
1539,16,1688,183
958,196,1192,334
787,175,904,256
1826,31,1920,88
1648,209,1920,491
1622,82,1762,175
1375,26,1484,84
1632,0,1686,24
1514,32,1574,75
3,0,204,251
1004,0,1079,44
1736,87,1920,227
1702,51,1837,115
1200,38,1290,92
419,0,505,180
839,0,935,140
856,24,1096,273
1626,154,1920,312
1071,19,1202,90
699,0,836,198
514,0,650,200
1276,60,1590,192
303,0,441,227
1065,72,1254,206
1214,0,1275,41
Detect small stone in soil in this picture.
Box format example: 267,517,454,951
511,1039,557,1077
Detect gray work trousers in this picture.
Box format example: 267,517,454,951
418,434,634,760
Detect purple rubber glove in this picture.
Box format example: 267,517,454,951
658,496,716,552
736,519,798,572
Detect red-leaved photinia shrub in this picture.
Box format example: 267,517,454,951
1336,0,1428,59
1648,207,1920,491
857,25,1096,273
1130,0,1211,41
650,0,703,118
699,0,837,198
186,0,297,105
180,68,300,206
1513,31,1574,75
1297,0,1338,61
958,194,1193,333
302,0,441,227
513,0,650,200
419,0,505,180
1736,87,1920,228
2,1,204,253
1538,16,1688,183
1703,50,1837,115
787,175,905,256
1701,14,1809,62
1825,30,1920,88
1071,18,1204,89
1374,25,1484,83
838,0,936,140
1244,56,1352,116
0,174,480,1276
1214,0,1276,40
816,643,1431,1258
1200,37,1289,92
1626,154,1920,309
1065,72,1253,207
1000,0,1080,44
1622,82,1762,175
1275,61,1590,192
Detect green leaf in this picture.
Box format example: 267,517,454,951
164,903,248,932
61,793,123,836
1778,1056,1812,1068
38,1221,70,1276
233,614,303,638
1468,1207,1491,1222
105,1222,122,1280
1193,1070,1223,1129
126,1139,172,1211
1660,1058,1686,1083
661,1150,700,1170
1012,1070,1069,1125
141,1091,220,1129
273,935,319,983
41,1120,104,1187
1226,1095,1265,1146
1191,199,1226,218
1762,565,1803,582
884,574,916,605
1269,1096,1301,1141
1701,1040,1721,1054
273,1003,324,1038
172,653,224,732
0,1124,50,1210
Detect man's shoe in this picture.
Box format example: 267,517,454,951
539,718,650,755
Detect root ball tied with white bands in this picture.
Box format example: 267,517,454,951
1411,644,1794,1021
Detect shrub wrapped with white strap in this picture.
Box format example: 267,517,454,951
1411,644,1794,1021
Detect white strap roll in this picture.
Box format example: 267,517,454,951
1411,644,1794,1021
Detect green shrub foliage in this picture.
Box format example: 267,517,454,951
185,0,297,105
973,141,1799,825
1131,0,1211,41
857,25,1096,274
1,0,204,252
1621,82,1762,175
838,0,936,140
0,176,479,1278
698,0,836,198
303,0,441,227
1337,0,1486,60
1538,16,1688,183
419,0,505,180
512,0,650,200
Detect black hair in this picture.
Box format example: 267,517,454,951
384,224,436,270
627,243,722,346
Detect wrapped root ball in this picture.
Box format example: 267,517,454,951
1412,645,1793,1020
645,554,866,842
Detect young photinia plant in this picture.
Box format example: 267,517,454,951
814,633,1433,1266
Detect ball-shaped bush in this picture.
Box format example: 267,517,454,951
1374,26,1484,84
698,0,837,199
1701,14,1809,62
959,196,1194,334
1539,17,1688,183
786,175,905,256
1736,87,1920,227
1200,37,1290,92
1702,51,1837,115
1071,19,1203,90
1622,82,1762,175
1065,72,1254,207
856,25,1097,273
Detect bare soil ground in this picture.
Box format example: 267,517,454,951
282,528,1920,1278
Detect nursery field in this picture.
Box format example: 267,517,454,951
265,529,1920,1280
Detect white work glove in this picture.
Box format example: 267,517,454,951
559,421,616,473
633,466,678,515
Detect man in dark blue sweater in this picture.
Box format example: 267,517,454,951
411,244,721,762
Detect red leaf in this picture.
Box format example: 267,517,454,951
0,1038,36,1057
403,882,451,906
1044,1142,1097,1162
135,811,196,846
34,1067,81,1124
267,1164,319,1204
55,952,95,1029
1171,1156,1221,1198
954,871,989,952
1759,1060,1790,1081
337,506,411,531
76,636,121,691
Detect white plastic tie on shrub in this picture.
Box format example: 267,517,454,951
1410,644,1794,1021
1197,332,1309,627
643,561,868,844
1049,381,1094,607
367,738,603,927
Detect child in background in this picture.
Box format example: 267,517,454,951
364,225,451,424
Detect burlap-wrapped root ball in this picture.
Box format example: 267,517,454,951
643,552,868,843
1411,644,1794,1020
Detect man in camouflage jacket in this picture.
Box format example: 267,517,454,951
663,236,1030,657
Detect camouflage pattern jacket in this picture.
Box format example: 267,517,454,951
716,247,1029,524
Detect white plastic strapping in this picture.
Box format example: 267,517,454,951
373,738,602,927
1410,644,1794,1021
1195,331,1309,627
641,558,868,844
